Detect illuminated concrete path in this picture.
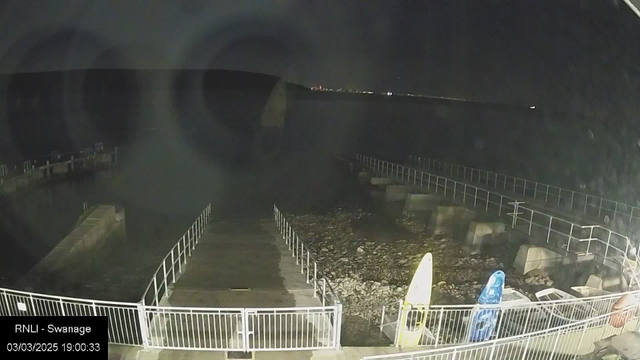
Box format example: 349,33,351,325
166,219,321,308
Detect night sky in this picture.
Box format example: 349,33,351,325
1,0,640,116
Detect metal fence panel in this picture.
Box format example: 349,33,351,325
0,288,143,346
144,306,245,350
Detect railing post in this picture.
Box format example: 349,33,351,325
547,216,553,243
548,329,563,360
463,184,467,203
322,279,327,306
333,302,343,349
171,250,176,283
529,210,534,235
2,290,11,316
444,179,447,197
604,231,612,259
182,236,187,263
534,183,538,199
306,251,310,283
177,242,182,274
28,294,36,315
474,187,478,207
575,320,589,356
153,277,158,306
587,227,594,254
499,196,504,217
300,243,304,273
598,198,603,219
522,306,532,334
545,184,550,202
186,229,191,252
584,195,589,214
162,261,168,293
488,342,497,360
521,336,532,360
137,302,150,350
314,262,318,296
434,307,444,347
570,191,575,210
567,224,574,252
394,300,403,347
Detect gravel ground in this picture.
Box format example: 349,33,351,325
287,206,555,345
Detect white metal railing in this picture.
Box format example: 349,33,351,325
142,204,212,306
379,289,640,348
274,205,342,307
357,155,640,282
0,287,144,346
409,155,640,237
363,302,640,360
142,304,341,351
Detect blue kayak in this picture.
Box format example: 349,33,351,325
469,270,505,342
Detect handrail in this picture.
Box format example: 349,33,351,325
409,155,640,236
273,204,342,306
363,303,640,359
357,154,639,278
141,203,212,306
378,289,640,347
1,286,139,307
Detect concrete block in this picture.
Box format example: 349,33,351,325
358,171,372,182
385,185,412,201
402,194,440,219
371,177,394,186
403,194,440,212
585,275,603,289
427,206,476,238
513,244,569,275
463,221,507,255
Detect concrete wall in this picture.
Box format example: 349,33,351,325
15,204,126,292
